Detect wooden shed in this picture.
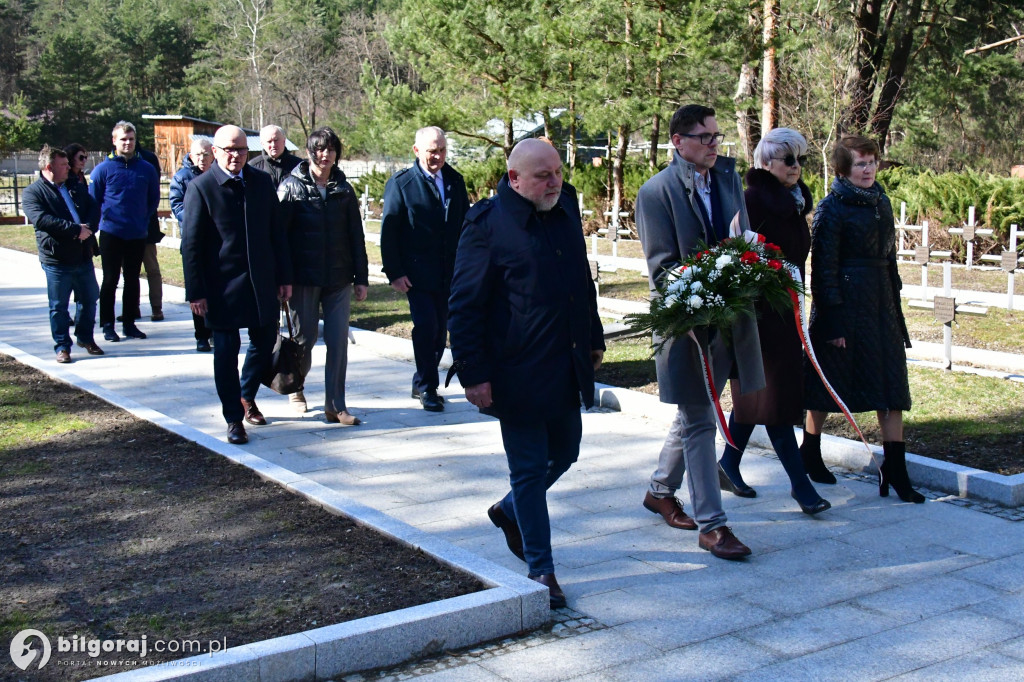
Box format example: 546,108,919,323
141,115,299,174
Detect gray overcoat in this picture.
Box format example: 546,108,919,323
635,151,766,406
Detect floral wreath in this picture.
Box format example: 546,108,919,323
626,233,803,345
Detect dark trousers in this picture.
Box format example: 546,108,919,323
211,323,277,424
193,313,212,342
497,405,583,577
98,232,145,327
407,289,448,393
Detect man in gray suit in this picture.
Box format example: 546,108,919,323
634,104,765,560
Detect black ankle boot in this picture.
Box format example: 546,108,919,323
879,441,925,503
800,432,836,484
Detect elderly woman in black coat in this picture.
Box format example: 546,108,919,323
800,135,923,503
278,127,369,425
716,128,829,515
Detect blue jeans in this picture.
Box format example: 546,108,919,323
41,262,99,352
498,406,583,576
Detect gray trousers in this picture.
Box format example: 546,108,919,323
141,244,162,314
649,360,730,534
289,284,353,412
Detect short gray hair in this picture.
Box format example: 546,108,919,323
260,125,285,140
112,120,136,136
753,128,808,169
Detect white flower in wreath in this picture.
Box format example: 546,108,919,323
687,294,704,309
666,279,687,297
675,267,693,281
715,254,733,269
689,280,703,293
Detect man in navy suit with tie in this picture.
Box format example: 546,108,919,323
181,125,292,444
380,126,469,411
23,145,103,363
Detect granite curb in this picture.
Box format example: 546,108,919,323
0,342,549,681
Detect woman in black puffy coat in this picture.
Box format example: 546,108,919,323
801,135,923,503
277,127,369,425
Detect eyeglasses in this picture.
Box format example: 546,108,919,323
76,154,87,161
853,159,879,170
773,154,807,167
680,132,725,146
216,146,249,156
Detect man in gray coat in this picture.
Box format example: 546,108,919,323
635,104,765,560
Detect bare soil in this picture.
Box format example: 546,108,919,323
0,355,483,681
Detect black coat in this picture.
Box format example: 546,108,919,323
380,162,469,294
277,161,369,289
181,163,292,330
248,152,301,188
23,174,99,267
448,176,605,422
804,178,911,413
731,169,812,425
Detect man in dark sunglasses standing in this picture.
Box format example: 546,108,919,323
634,104,764,561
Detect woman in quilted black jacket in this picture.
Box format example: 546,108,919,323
801,135,923,503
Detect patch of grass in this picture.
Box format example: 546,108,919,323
902,302,1023,354
0,224,37,252
0,610,50,640
597,269,649,302
0,383,92,451
350,283,413,338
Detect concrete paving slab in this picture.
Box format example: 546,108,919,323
853,574,1004,622
953,552,1024,592
736,602,900,657
888,650,1024,681
576,634,780,681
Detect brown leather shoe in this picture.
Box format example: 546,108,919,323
227,421,248,444
325,409,361,425
698,526,752,560
76,341,104,355
529,573,567,609
56,349,72,364
488,502,525,562
240,398,266,426
643,491,697,530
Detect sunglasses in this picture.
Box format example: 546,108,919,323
773,154,807,167
76,155,87,161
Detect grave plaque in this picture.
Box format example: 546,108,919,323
1001,251,1019,273
962,223,976,241
914,245,931,265
933,296,956,324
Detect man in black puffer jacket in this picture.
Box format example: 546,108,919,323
277,127,369,424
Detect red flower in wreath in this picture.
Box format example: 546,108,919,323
739,251,760,265
767,259,783,270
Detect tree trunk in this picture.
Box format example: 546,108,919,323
612,124,628,237
503,118,514,159
842,0,885,133
760,0,779,132
568,95,577,176
871,0,923,153
649,5,665,169
734,0,761,164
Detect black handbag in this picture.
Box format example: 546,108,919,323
262,301,304,394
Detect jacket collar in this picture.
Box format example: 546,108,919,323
210,162,244,185
668,150,736,188
290,160,348,192
496,174,568,227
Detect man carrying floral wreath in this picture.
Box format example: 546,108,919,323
634,104,765,560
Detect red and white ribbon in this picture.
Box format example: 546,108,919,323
787,265,880,469
687,329,737,449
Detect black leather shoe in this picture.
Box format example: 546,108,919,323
718,462,756,498
196,339,212,352
419,388,444,412
791,491,832,515
150,311,164,321
411,386,444,403
227,421,248,444
487,502,525,562
122,324,147,339
529,573,567,609
103,324,120,342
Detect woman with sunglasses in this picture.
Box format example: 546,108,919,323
63,144,94,216
801,135,923,503
716,128,830,515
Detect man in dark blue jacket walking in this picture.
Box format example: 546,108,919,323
23,145,103,363
448,139,605,609
380,126,469,411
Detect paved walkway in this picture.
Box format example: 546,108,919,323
3,247,1024,681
